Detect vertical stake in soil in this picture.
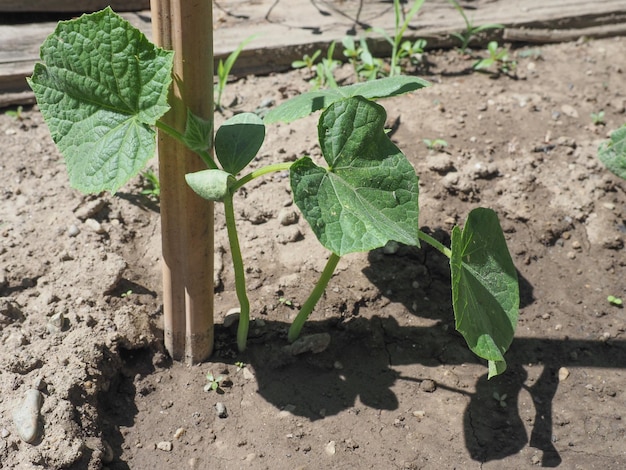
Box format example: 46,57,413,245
150,0,214,363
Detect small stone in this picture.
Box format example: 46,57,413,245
412,410,426,421
1,428,10,438
558,367,570,381
242,368,255,380
324,440,336,456
278,209,299,226
74,199,107,221
156,441,173,452
277,226,303,244
425,153,455,174
285,333,331,355
173,428,185,440
85,218,105,234
223,309,240,328
566,251,576,260
560,104,579,118
68,224,80,237
215,402,228,418
13,389,43,443
420,379,437,393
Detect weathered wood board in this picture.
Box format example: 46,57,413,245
1,0,626,106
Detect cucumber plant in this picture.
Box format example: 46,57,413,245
28,8,519,378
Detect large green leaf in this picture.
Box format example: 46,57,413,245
264,76,430,124
215,113,265,175
27,7,173,193
598,124,626,180
291,96,419,256
450,208,519,378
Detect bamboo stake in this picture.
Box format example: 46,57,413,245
150,0,214,363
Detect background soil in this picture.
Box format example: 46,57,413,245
1,36,626,469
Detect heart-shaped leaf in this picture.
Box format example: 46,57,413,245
27,7,173,193
215,113,265,175
290,96,419,256
450,208,519,378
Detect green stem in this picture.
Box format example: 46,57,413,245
223,193,250,352
288,252,341,342
155,120,218,170
418,230,452,258
231,162,293,192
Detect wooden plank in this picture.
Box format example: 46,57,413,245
0,0,150,12
1,0,626,106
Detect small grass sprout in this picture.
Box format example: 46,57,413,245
205,372,225,392
448,0,504,54
292,49,322,72
607,295,623,307
215,35,256,111
140,169,160,199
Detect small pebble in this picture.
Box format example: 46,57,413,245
85,218,105,234
173,427,185,440
324,440,336,456
412,410,426,421
558,367,570,381
242,368,255,380
420,379,437,393
68,224,80,237
278,208,299,226
215,402,228,418
156,441,173,452
285,333,331,355
1,428,10,438
13,389,43,443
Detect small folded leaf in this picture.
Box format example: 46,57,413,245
264,76,430,124
598,124,626,180
186,169,235,202
291,96,419,256
215,113,265,175
183,109,213,154
27,7,173,193
450,208,519,378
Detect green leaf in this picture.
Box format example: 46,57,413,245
183,109,213,154
26,7,173,193
450,208,519,378
186,169,235,202
598,124,626,180
290,96,420,256
264,76,430,124
215,113,265,175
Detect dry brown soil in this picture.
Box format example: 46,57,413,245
1,36,626,469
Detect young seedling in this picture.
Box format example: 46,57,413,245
492,391,508,408
591,111,606,126
29,8,520,379
607,295,623,307
311,42,341,90
473,41,516,74
140,169,161,200
120,289,133,298
292,49,322,73
342,36,385,82
423,138,448,151
4,105,24,121
204,371,224,392
371,0,426,77
448,0,504,54
215,35,256,111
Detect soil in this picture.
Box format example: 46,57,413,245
1,36,626,470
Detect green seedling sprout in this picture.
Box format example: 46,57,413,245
29,8,520,379
591,111,606,126
215,35,256,111
423,138,448,151
292,49,322,73
5,105,24,121
205,372,224,392
448,0,504,54
492,391,508,408
608,295,623,306
120,289,133,298
473,41,516,74
140,168,161,199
